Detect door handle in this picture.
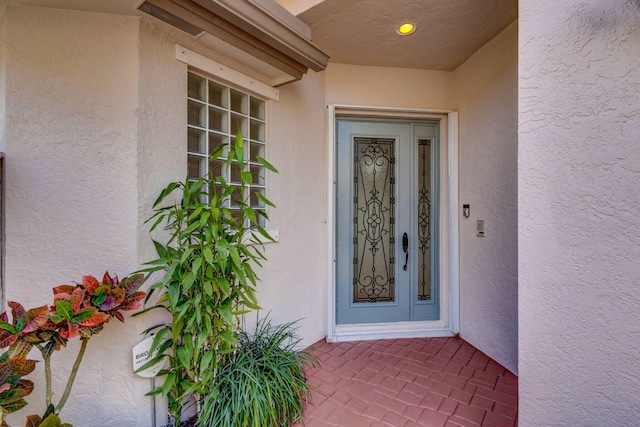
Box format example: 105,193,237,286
402,232,409,271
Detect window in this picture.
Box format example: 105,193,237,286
187,72,268,227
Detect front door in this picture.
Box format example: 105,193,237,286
336,118,440,324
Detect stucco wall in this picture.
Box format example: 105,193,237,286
453,22,518,374
519,0,640,424
135,18,191,427
0,2,6,313
0,4,6,154
325,63,453,110
2,5,330,424
133,19,329,347
258,70,327,345
135,12,329,352
2,5,144,426
134,14,329,422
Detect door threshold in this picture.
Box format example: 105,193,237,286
330,321,454,343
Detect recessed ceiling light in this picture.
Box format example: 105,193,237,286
397,23,415,35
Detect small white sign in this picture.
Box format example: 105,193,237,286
133,335,165,378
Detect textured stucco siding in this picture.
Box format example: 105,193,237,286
134,14,329,356
519,0,640,424
0,4,6,310
2,4,329,425
258,70,327,345
135,19,191,426
326,63,454,111
133,19,329,349
453,22,518,374
3,6,144,426
0,4,6,154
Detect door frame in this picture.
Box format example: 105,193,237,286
326,105,460,342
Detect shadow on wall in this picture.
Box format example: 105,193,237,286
576,0,640,30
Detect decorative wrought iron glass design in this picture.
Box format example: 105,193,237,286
417,139,432,300
352,137,396,303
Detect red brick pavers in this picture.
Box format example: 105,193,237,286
293,337,517,427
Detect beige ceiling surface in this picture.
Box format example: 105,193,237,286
292,0,518,71
8,0,517,72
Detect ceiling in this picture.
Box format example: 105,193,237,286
290,0,518,71
5,0,518,72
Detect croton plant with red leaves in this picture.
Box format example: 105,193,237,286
0,272,146,425
0,352,36,425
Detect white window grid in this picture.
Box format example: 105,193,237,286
187,71,267,227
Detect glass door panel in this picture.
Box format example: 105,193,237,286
417,139,432,301
353,137,396,303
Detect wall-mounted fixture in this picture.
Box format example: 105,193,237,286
477,220,485,237
463,204,470,218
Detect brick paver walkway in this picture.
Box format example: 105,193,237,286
294,337,517,427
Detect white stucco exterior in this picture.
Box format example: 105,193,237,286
453,21,518,374
3,0,638,424
2,6,145,425
0,2,6,155
0,2,521,423
1,4,331,425
0,4,522,422
258,70,327,343
519,0,640,424
325,63,453,111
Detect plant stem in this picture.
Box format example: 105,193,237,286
35,344,53,408
56,337,89,413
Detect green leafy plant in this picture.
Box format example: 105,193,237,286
137,130,277,425
25,405,71,427
0,353,36,425
197,317,318,427
0,272,145,423
0,303,49,359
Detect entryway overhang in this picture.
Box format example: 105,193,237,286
138,0,329,86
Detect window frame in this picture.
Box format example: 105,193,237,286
187,70,273,233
